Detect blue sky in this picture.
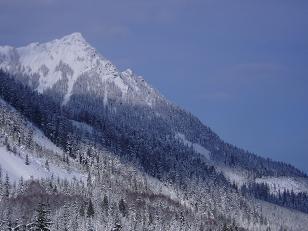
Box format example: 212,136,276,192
1,0,308,173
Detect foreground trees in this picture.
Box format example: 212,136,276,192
33,203,52,231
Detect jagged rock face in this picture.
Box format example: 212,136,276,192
0,33,164,107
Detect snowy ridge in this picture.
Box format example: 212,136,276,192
17,33,123,104
0,33,163,107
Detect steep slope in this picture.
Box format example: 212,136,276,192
1,33,308,230
0,33,306,186
1,95,308,231
0,98,85,183
0,96,248,230
0,33,163,107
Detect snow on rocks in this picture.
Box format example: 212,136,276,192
0,33,127,104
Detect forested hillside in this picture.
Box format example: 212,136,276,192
0,33,308,230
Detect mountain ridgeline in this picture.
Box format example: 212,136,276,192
0,33,307,230
0,33,303,180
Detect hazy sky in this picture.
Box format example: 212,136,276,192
1,0,307,173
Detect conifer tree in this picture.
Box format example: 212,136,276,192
33,202,52,231
4,174,10,198
25,154,30,165
118,198,127,217
102,195,109,215
87,199,95,218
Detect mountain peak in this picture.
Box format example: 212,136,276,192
0,32,119,104
59,32,86,44
0,33,163,107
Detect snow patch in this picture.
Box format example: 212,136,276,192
256,177,308,195
175,133,210,159
218,166,248,186
0,145,84,183
71,120,93,134
32,126,63,155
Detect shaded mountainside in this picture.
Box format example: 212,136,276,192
0,33,308,230
0,88,251,230
0,81,305,231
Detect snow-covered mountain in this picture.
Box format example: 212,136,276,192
1,32,307,196
1,33,308,230
0,33,163,106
